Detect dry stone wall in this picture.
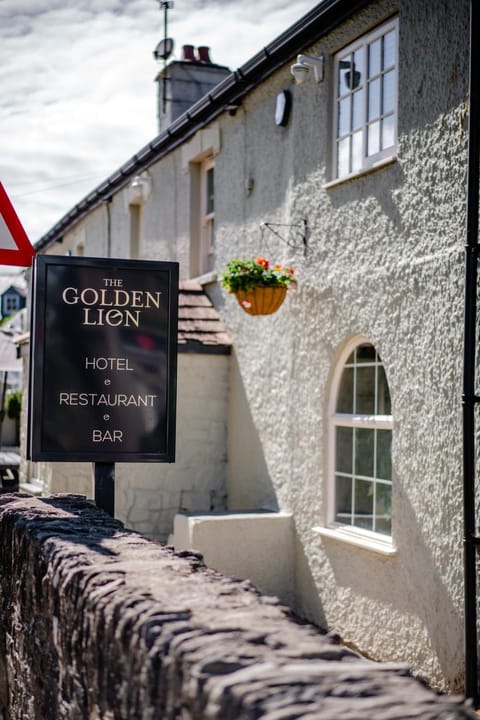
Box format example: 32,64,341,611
0,493,476,719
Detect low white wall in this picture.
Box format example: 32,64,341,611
169,511,294,605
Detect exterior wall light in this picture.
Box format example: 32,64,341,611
128,174,152,205
290,54,324,84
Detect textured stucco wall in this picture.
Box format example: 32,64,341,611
41,353,229,542
211,0,469,693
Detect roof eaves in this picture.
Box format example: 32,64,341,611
35,0,370,254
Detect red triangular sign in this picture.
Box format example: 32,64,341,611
0,183,35,266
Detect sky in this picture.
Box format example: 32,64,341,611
0,0,316,246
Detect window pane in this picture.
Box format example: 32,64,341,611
354,478,373,530
351,131,363,173
375,483,392,535
206,167,214,214
335,474,352,523
338,54,353,95
353,46,364,83
355,428,374,477
337,137,350,177
383,70,395,114
347,68,362,91
356,344,376,363
383,29,396,69
336,426,353,474
208,217,215,249
382,114,395,150
338,96,351,136
367,120,380,156
375,516,391,535
352,89,364,130
355,366,375,414
368,78,381,120
376,429,392,480
337,367,353,413
376,364,392,414
368,38,381,77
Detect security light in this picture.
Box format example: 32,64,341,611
290,54,324,84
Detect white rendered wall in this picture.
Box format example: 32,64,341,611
169,511,294,605
210,0,469,692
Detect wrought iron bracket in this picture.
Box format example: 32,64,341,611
259,218,308,256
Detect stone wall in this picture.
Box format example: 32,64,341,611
0,493,475,720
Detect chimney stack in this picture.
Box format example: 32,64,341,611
197,46,211,63
182,44,195,61
155,44,230,133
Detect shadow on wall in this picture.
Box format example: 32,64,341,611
226,351,278,512
293,523,328,630
320,484,464,692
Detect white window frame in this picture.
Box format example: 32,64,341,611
315,335,395,555
200,156,215,275
332,17,398,181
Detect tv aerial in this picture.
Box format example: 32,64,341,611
153,1,175,113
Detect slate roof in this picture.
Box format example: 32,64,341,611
178,280,232,354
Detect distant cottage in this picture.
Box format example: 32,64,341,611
0,282,26,321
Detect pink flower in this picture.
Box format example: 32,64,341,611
242,300,252,308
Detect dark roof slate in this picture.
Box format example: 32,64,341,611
178,281,231,354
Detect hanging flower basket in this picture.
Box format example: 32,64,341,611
221,256,297,316
234,285,287,315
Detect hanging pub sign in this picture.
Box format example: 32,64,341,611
28,255,178,462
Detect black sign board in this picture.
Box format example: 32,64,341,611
28,255,178,462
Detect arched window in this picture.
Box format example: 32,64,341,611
331,340,392,536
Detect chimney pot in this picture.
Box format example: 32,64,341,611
182,44,195,61
197,46,211,63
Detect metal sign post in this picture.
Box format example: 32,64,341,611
93,462,115,517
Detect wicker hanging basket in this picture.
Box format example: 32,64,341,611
234,285,287,316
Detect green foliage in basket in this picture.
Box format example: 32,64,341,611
221,256,297,293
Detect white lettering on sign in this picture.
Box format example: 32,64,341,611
61,287,162,308
61,283,162,328
85,357,134,371
83,308,140,327
92,430,123,442
59,393,156,407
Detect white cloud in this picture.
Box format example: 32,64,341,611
0,0,316,244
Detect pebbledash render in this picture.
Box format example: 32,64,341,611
25,0,471,693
